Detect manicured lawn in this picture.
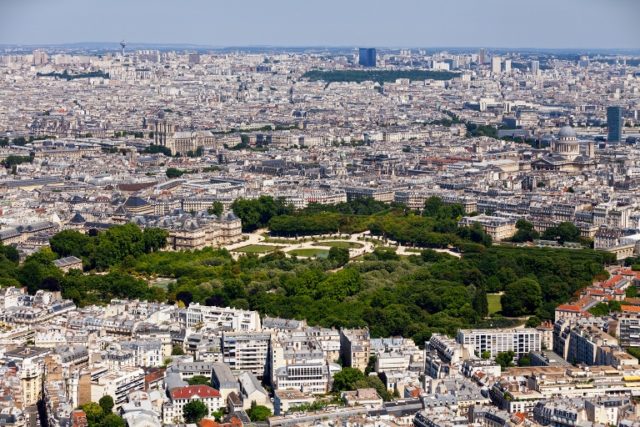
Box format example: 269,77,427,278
312,241,363,249
288,248,330,258
234,244,281,254
487,293,502,315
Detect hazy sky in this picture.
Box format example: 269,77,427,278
1,0,639,49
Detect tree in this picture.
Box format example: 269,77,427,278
423,196,445,217
355,375,392,401
166,167,184,179
232,196,293,232
328,247,350,267
187,375,211,386
365,355,377,375
495,351,515,370
99,414,125,427
49,229,92,258
98,395,114,414
526,316,542,328
142,228,168,252
183,400,208,424
511,219,539,243
332,368,366,392
18,248,63,293
81,402,104,426
171,345,185,356
176,291,193,307
1,155,33,169
247,402,272,422
0,243,19,263
518,354,531,367
208,201,224,216
501,278,542,317
627,347,640,360
542,222,581,244
472,286,489,318
143,144,171,156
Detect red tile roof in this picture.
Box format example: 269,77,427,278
171,385,221,400
556,305,581,312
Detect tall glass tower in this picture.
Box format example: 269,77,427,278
607,106,623,143
358,48,377,68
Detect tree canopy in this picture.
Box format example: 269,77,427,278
511,219,539,243
495,351,515,370
231,195,294,232
247,402,272,422
542,222,581,244
98,395,114,414
501,278,542,317
183,400,208,423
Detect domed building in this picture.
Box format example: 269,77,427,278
532,126,596,172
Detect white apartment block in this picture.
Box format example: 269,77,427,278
456,328,541,358
273,361,339,395
176,304,261,331
222,332,271,379
91,367,145,409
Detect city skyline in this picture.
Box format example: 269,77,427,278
1,0,639,49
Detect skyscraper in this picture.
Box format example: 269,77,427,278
358,48,377,68
491,56,501,75
531,60,540,75
504,59,512,74
607,106,623,143
478,48,486,64
32,49,48,65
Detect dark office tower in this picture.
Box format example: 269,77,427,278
607,106,623,143
358,48,377,67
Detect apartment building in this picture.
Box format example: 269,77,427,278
339,328,371,372
456,328,541,358
222,332,271,379
91,367,145,409
274,361,337,394
175,304,261,331
553,318,618,365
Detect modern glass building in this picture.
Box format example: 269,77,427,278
358,48,376,67
607,106,623,143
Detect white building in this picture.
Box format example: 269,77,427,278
222,332,271,379
91,367,145,409
176,304,261,331
162,385,223,424
456,328,541,358
491,56,502,75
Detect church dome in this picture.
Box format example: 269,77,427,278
558,126,577,140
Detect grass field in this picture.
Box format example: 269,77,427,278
288,248,330,258
487,293,502,315
312,241,363,249
234,244,281,254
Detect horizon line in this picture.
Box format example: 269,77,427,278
1,42,639,53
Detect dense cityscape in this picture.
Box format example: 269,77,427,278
2,2,640,427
